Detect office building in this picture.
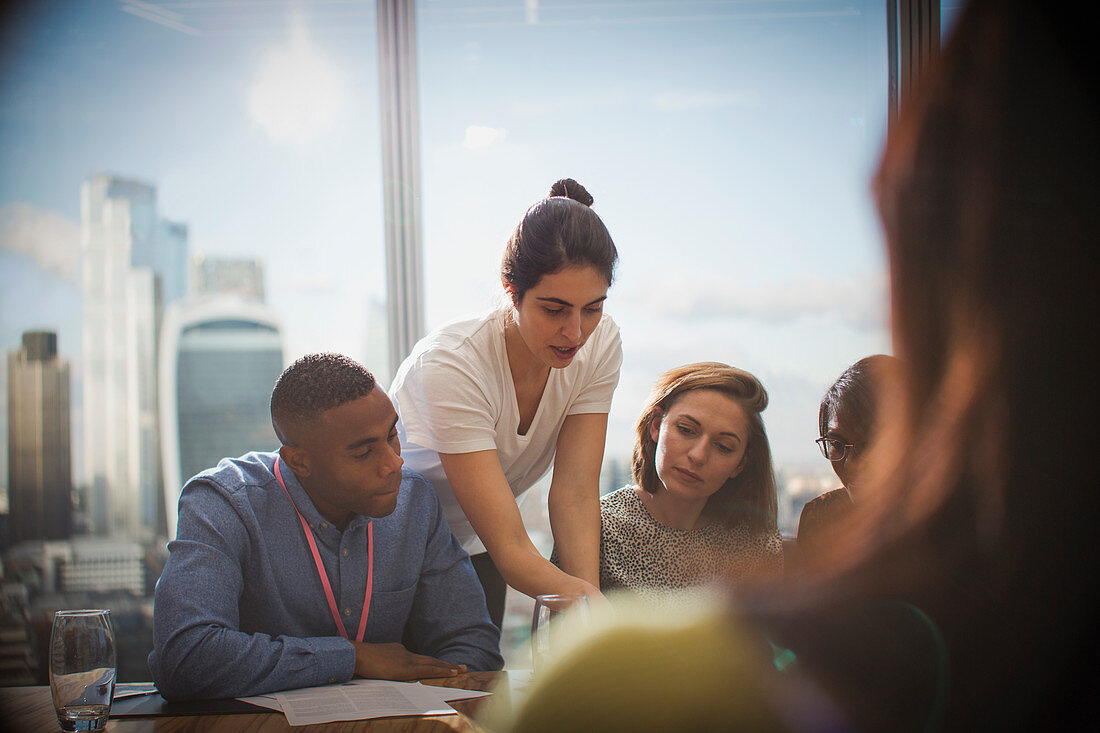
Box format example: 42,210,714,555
81,175,188,539
59,537,145,595
3,537,144,595
6,331,72,544
191,255,265,302
159,295,283,538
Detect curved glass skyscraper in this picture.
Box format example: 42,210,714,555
159,296,283,538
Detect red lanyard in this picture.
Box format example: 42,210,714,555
274,457,373,642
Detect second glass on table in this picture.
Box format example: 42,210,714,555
531,593,590,672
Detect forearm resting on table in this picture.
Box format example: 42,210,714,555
152,624,353,700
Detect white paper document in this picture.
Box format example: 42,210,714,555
112,682,159,700
239,679,491,726
417,681,493,702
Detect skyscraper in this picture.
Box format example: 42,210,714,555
159,295,283,538
6,331,72,544
81,175,188,539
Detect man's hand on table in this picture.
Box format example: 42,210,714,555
352,642,467,681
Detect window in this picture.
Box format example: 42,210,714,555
1,2,385,535
2,0,893,677
416,0,891,534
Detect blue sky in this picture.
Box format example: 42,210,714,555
1,0,892,489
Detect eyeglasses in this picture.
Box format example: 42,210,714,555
815,437,859,462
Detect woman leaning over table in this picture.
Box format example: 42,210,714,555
389,178,621,627
597,362,782,598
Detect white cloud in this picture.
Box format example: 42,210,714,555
462,125,507,151
652,89,761,112
248,20,345,144
0,202,80,280
630,271,889,332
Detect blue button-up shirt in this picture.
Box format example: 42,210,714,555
149,451,502,700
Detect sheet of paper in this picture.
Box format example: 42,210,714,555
237,694,281,712
241,680,459,726
416,682,493,702
112,682,159,700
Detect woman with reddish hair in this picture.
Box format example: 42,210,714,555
597,362,782,597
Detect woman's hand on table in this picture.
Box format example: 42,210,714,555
352,642,466,681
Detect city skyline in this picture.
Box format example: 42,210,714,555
1,1,891,506
0,0,971,689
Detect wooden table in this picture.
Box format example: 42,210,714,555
0,672,510,732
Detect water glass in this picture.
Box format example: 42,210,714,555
49,610,117,732
531,593,589,673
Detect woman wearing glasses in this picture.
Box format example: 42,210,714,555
797,355,898,559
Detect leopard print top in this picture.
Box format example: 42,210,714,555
599,485,783,598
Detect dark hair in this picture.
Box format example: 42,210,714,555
818,355,899,447
865,0,1096,553
500,178,618,302
761,2,1100,728
270,353,376,445
633,362,778,532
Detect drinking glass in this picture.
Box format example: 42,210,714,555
531,593,589,673
49,610,117,732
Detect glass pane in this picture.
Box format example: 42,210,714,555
1,1,381,682
2,2,383,516
418,0,890,661
418,0,890,521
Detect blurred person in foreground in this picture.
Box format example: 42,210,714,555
797,355,900,563
488,1,1099,730
595,362,782,598
149,354,502,700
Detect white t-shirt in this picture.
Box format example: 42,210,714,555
389,309,623,555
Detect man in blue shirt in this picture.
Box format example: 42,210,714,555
149,353,502,700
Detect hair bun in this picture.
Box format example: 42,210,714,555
549,178,594,207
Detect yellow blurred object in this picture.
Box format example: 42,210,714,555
483,593,785,732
